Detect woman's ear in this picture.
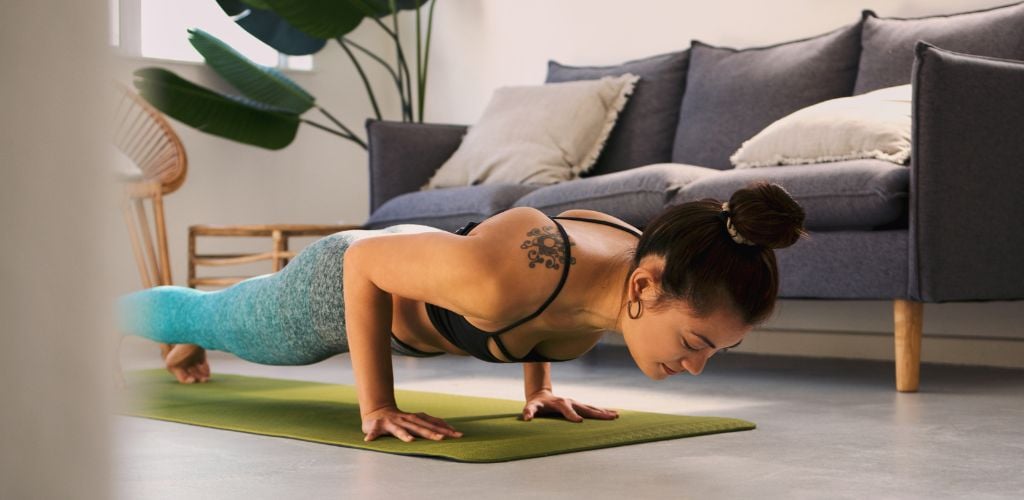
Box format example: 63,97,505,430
631,255,665,301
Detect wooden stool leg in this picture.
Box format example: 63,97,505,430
122,195,152,288
280,234,290,268
894,299,923,393
272,229,284,272
152,189,172,286
188,227,197,289
133,197,161,285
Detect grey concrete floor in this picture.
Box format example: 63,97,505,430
114,337,1024,500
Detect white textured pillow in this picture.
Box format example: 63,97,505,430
730,84,912,169
421,74,639,190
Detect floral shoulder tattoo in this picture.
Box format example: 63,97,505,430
520,225,576,270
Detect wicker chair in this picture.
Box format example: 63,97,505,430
112,83,188,288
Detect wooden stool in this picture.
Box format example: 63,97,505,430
188,223,363,289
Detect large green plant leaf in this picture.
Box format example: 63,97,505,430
262,0,366,39
239,0,271,8
216,0,429,55
362,0,430,18
133,67,301,150
216,0,327,56
187,28,315,115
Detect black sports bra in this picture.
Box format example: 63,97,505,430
424,215,642,363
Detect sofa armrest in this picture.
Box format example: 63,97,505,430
365,119,467,213
910,42,1024,301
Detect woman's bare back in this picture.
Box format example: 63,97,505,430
389,207,641,361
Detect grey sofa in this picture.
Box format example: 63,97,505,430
361,3,1024,392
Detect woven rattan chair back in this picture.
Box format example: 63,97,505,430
113,83,188,287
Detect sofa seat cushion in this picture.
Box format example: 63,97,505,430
777,229,908,299
365,183,541,231
672,160,909,230
512,163,718,229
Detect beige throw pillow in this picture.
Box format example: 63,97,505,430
420,74,639,190
730,84,912,169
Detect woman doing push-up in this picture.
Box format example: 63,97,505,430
118,181,807,443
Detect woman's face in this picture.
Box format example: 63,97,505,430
622,298,751,380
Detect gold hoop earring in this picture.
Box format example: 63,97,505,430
627,299,643,319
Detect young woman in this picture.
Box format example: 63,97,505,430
119,181,807,443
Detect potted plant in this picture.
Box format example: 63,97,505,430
133,0,437,151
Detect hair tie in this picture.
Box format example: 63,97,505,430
720,202,756,246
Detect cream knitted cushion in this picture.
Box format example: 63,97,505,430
421,74,639,190
730,84,912,169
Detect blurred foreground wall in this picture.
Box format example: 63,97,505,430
1,1,113,498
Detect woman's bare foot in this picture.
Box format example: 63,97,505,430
162,343,211,384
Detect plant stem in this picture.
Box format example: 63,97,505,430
389,0,413,121
368,15,414,121
344,38,402,92
316,106,363,141
300,118,367,149
416,1,422,122
421,0,437,122
346,0,417,122
395,39,414,121
336,37,382,121
339,37,403,119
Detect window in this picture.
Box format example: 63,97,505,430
111,0,313,71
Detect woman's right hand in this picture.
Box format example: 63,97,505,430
361,406,463,442
160,343,210,384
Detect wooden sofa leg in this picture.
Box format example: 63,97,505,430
893,299,924,392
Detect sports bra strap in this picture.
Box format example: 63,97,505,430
551,216,642,238
492,335,521,361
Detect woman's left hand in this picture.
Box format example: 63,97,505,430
521,389,619,422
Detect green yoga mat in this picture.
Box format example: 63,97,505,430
120,369,755,463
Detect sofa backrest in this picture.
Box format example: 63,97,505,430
855,2,1024,94
663,1,1024,171
546,50,690,178
369,1,1024,204
670,22,863,171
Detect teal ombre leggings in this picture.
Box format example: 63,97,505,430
117,224,445,365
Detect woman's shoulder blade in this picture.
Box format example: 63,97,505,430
465,207,577,319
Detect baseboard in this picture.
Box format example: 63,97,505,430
601,328,1024,369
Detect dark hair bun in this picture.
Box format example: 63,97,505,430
727,181,808,250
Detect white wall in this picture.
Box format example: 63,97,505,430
109,0,1024,367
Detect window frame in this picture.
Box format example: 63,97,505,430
110,0,314,73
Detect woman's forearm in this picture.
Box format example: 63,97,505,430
343,245,397,417
523,362,552,398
